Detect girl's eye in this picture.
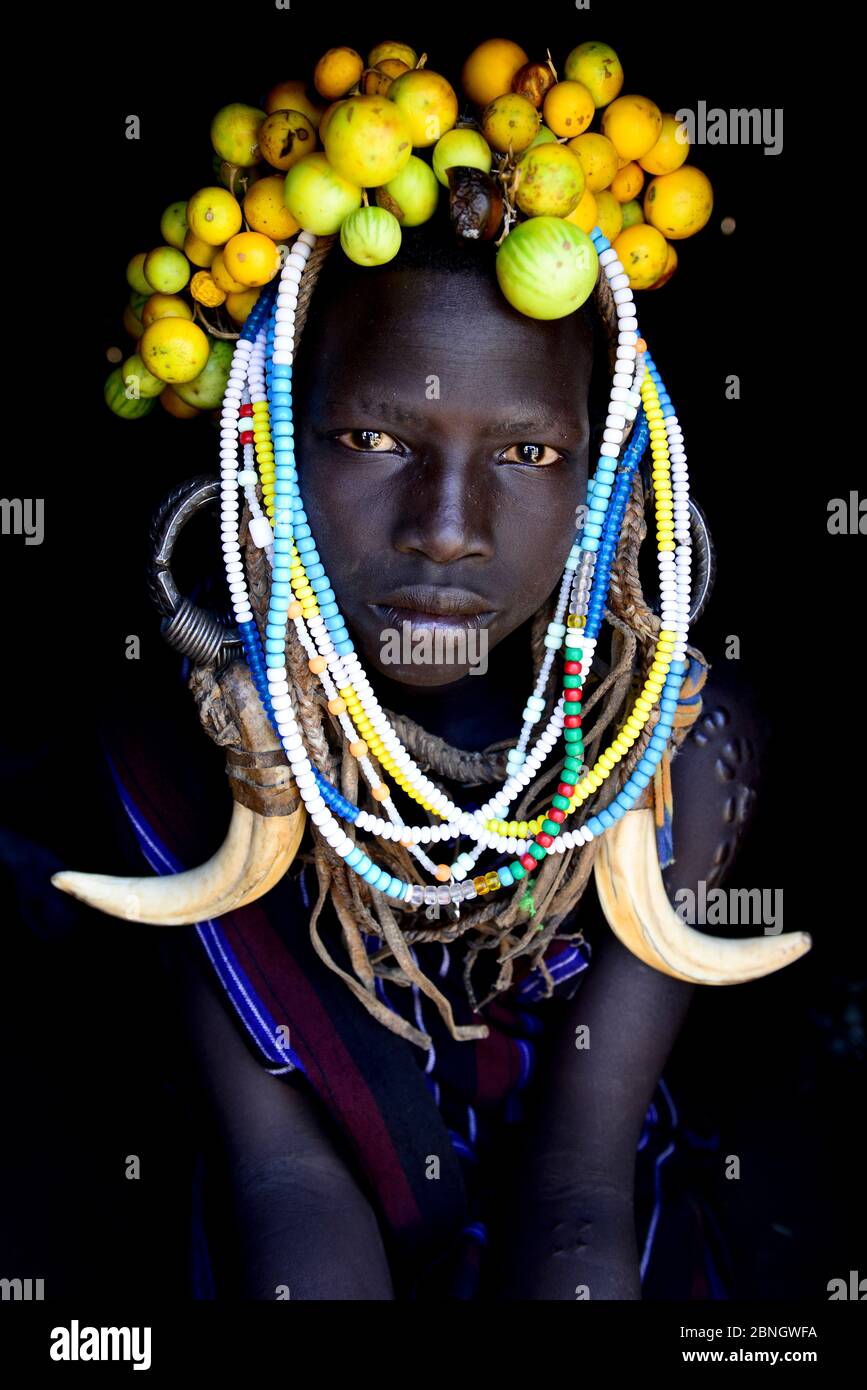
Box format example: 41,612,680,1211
335,428,401,453
500,442,563,467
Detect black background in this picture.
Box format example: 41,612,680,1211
1,0,862,1308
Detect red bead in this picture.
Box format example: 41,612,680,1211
556,783,574,798
520,853,536,871
240,431,254,446
564,715,581,728
564,660,581,674
563,691,582,705
240,403,254,417
548,807,566,823
536,832,553,848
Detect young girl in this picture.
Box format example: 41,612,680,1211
64,207,782,1300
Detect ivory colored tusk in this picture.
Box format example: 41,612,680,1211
51,798,306,927
594,807,811,984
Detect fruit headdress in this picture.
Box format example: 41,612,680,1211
107,34,713,422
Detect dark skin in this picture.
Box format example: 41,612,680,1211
163,254,747,1299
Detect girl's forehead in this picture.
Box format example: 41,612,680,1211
301,265,595,404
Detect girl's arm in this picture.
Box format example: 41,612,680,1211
491,929,694,1300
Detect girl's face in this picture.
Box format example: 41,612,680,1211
294,259,595,687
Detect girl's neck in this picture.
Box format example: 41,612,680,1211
367,615,535,752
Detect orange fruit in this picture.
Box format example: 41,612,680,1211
610,161,645,203
243,176,300,239
313,47,364,100
644,166,713,240
601,95,663,161
613,224,669,289
542,81,595,138
461,38,528,107
223,232,281,287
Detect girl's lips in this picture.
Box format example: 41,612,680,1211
371,604,496,632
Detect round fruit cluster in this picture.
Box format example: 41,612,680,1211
106,36,713,420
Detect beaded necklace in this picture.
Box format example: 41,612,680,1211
218,225,691,914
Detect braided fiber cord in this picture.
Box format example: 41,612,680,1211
239,234,701,1047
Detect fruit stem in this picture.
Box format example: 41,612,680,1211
361,188,369,206
194,304,240,340
546,48,558,83
415,52,428,69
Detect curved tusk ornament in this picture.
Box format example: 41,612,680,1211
594,808,811,984
51,659,307,927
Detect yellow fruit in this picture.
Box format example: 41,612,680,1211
283,151,362,235
515,142,585,217
122,304,144,339
265,80,326,129
542,81,594,138
190,271,227,307
639,113,690,175
646,240,678,289
187,187,243,246
644,166,713,239
126,252,153,295
160,386,201,419
387,69,458,147
160,201,188,250
568,132,619,191
601,95,663,161
314,47,364,100
432,129,492,186
318,100,346,142
243,176,301,239
121,352,166,399
259,109,318,171
141,293,193,327
223,231,281,287
362,59,410,96
367,40,417,69
594,190,623,242
564,185,598,234
563,42,624,108
613,223,669,289
210,103,266,167
211,251,248,294
143,246,190,294
461,38,528,107
481,92,540,155
610,161,644,203
183,230,218,268
140,318,210,383
322,95,412,186
225,289,260,323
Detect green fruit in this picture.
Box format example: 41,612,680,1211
515,143,585,217
529,124,558,147
620,198,645,229
143,245,191,294
210,102,267,167
431,129,492,186
375,155,439,225
495,216,598,320
104,366,157,419
339,206,401,265
284,152,362,235
121,353,166,399
128,289,151,316
160,201,189,249
126,252,153,295
172,338,234,409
